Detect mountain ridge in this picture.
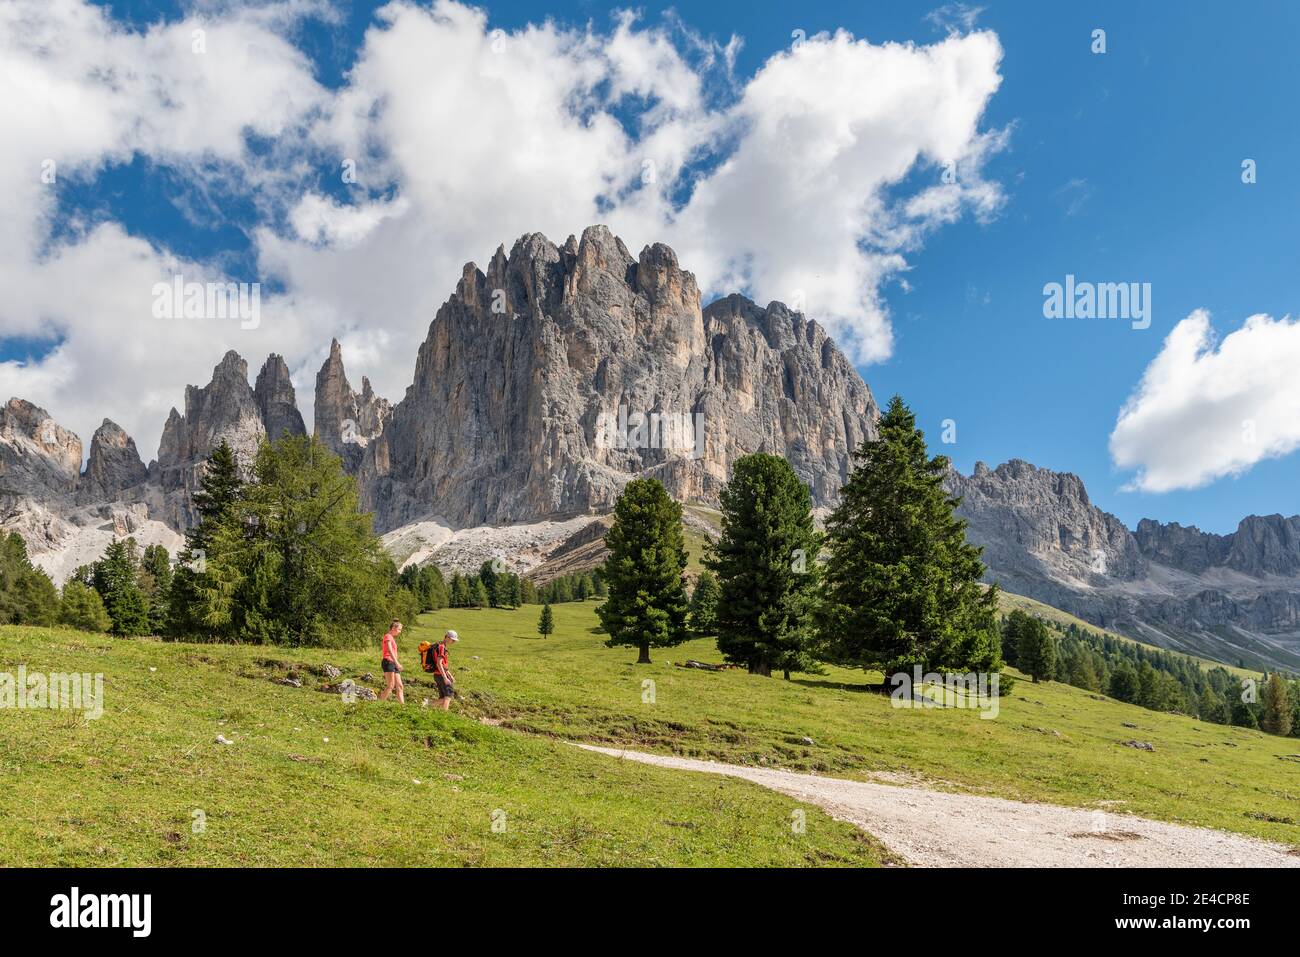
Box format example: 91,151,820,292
3,226,1298,671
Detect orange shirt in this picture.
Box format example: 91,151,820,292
381,631,398,661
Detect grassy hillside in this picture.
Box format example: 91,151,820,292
427,602,1300,848
0,623,892,867
4,598,1299,867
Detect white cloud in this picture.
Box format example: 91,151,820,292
1110,310,1300,492
0,0,1006,462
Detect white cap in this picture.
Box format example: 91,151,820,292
444,630,459,642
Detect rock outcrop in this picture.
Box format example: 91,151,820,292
314,339,391,472
358,225,878,529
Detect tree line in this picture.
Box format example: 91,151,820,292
1002,609,1297,737
397,559,606,613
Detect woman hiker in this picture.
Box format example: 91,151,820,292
378,619,405,704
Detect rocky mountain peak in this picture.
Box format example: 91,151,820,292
358,225,878,531
254,353,307,444
314,339,391,472
0,398,82,502
81,419,147,502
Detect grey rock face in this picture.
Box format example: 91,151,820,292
154,351,270,527
949,459,1146,587
0,398,82,503
80,419,147,502
950,459,1300,670
314,339,391,473
359,225,879,530
254,354,307,445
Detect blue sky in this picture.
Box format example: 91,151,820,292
3,0,1299,534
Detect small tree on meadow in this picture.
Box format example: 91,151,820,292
596,478,689,664
1261,672,1294,736
538,603,554,639
688,570,720,638
705,454,820,676
1017,617,1056,683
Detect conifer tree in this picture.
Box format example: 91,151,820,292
704,454,819,676
597,479,689,663
1261,672,1294,736
688,570,720,638
817,396,999,674
538,602,554,639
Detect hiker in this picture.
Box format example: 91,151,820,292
432,629,459,710
378,619,405,704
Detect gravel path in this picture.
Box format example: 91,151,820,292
577,744,1300,867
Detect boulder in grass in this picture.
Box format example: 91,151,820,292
1123,740,1155,751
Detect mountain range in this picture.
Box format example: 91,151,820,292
3,226,1298,671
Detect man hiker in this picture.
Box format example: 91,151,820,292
433,630,459,710
378,619,405,704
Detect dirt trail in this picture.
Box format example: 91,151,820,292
576,744,1300,867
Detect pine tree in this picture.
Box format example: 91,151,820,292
92,538,151,636
1231,694,1260,729
688,570,720,638
0,532,60,626
141,544,172,635
479,560,500,606
704,454,820,676
817,396,999,674
1199,686,1228,724
1261,672,1294,736
471,578,490,609
168,440,243,638
538,602,555,638
1108,661,1140,702
60,579,112,632
197,435,398,646
1017,616,1056,683
596,478,689,664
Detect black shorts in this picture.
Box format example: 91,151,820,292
382,659,399,674
435,675,454,699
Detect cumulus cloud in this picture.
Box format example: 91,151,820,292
0,0,1007,461
1110,310,1300,492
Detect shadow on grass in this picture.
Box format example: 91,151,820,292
789,677,888,694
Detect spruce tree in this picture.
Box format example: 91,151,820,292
688,570,720,638
538,602,555,638
92,538,151,636
1017,617,1056,683
596,478,689,664
168,440,242,638
471,578,490,609
817,396,999,674
0,532,60,626
704,454,819,676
